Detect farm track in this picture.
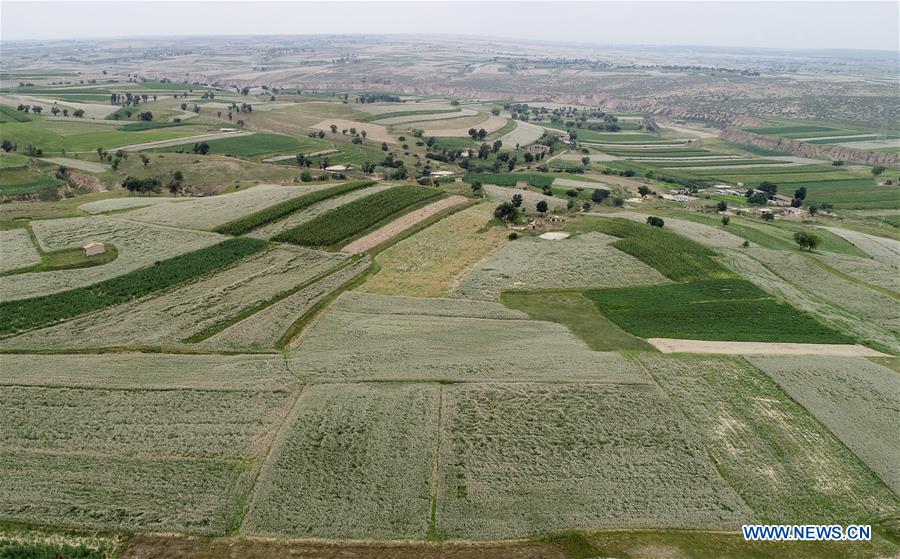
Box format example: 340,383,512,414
647,338,888,356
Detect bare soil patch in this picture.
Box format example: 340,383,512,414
342,195,467,253
311,119,395,144
423,115,508,137
647,338,888,356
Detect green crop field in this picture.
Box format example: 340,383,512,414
0,237,266,335
586,278,853,343
0,166,61,195
273,185,442,248
464,172,555,188
576,217,733,281
156,132,320,159
0,119,214,153
0,104,31,123
214,180,376,235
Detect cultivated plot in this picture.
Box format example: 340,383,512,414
0,216,223,301
362,203,509,297
638,355,899,523
290,292,649,383
2,246,344,349
747,355,900,495
0,352,296,391
242,383,438,539
124,183,333,230
453,231,670,301
0,228,40,273
437,382,752,538
202,256,371,352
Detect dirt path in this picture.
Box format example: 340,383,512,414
39,157,109,173
342,196,467,253
647,338,888,356
113,130,254,151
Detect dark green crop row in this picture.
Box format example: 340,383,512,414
587,218,734,282
0,237,267,336
586,278,853,344
273,185,443,248
463,172,555,188
214,180,376,236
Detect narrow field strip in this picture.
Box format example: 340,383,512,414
647,338,888,356
114,130,253,151
0,238,267,336
342,195,467,253
273,186,444,249
214,180,376,236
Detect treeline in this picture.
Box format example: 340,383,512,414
356,93,401,103
0,238,266,336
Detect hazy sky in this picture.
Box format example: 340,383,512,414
2,1,898,51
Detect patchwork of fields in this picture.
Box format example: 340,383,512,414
1,78,898,558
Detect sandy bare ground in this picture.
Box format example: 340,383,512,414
342,195,467,253
423,115,508,137
112,130,254,151
40,157,109,173
497,120,545,148
312,119,395,144
647,338,888,357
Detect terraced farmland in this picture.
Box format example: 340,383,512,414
243,383,437,539
438,383,751,538
291,292,647,383
273,185,443,248
2,245,342,348
453,231,670,300
747,355,900,494
0,216,226,302
638,355,899,523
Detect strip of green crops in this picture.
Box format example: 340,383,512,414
214,180,376,235
273,185,443,248
0,237,267,336
585,279,853,343
587,218,733,282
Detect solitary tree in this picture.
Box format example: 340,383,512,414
511,193,523,208
591,188,609,203
637,185,652,198
581,156,590,166
721,215,731,225
536,200,548,215
330,124,338,134
646,216,664,227
872,166,886,176
794,231,821,251
470,180,483,197
717,200,728,212
140,153,150,167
